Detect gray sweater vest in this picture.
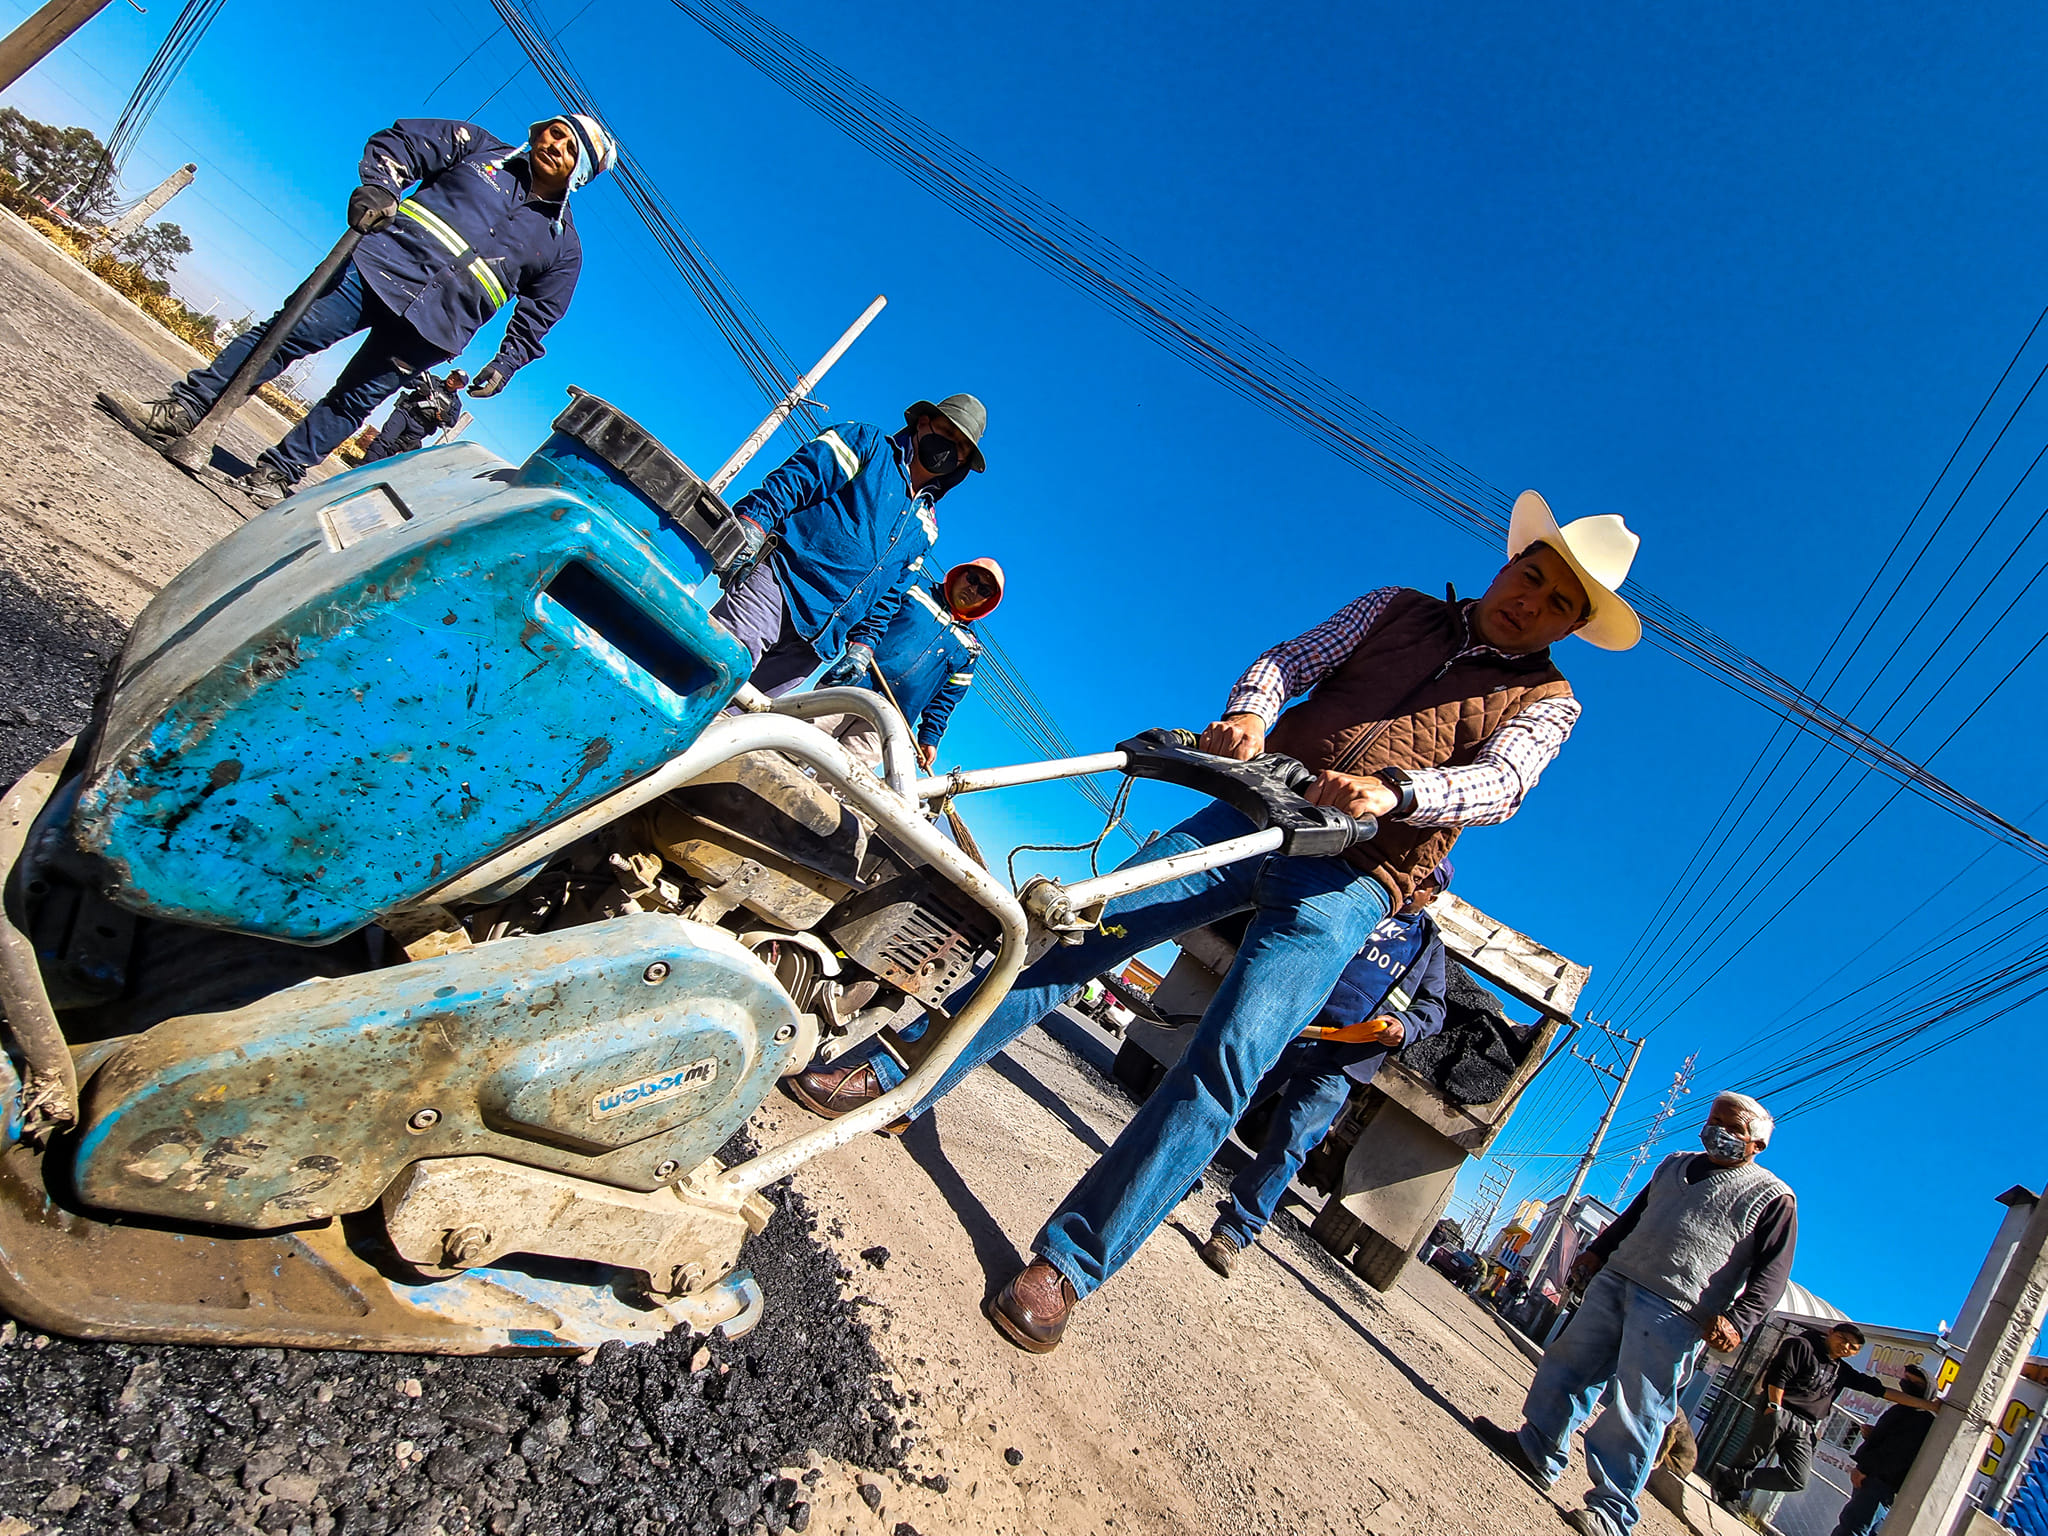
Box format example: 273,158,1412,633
1605,1153,1790,1323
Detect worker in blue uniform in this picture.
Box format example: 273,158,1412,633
1197,858,1452,1278
128,112,614,505
710,395,990,697
815,556,1004,770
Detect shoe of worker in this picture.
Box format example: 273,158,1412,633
1564,1509,1620,1536
987,1259,1078,1354
1198,1230,1241,1279
785,1060,886,1120
236,463,296,508
135,395,197,443
1471,1416,1554,1492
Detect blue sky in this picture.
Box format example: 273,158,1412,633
7,0,2048,1334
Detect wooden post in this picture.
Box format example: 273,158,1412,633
0,0,114,93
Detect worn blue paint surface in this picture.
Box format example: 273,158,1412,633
71,915,800,1229
71,434,749,943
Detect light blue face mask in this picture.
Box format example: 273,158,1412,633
1701,1124,1752,1162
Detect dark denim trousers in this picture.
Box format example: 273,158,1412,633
708,560,823,696
864,800,1390,1296
174,259,450,479
1212,1037,1385,1248
1828,1474,1894,1536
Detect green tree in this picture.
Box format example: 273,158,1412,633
117,221,192,281
0,107,118,224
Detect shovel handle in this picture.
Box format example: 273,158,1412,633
166,226,365,470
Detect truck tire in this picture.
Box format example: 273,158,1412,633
1349,1228,1411,1292
1110,1038,1165,1101
1308,1197,1366,1259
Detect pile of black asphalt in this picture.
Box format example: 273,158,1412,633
0,582,909,1534
0,1183,905,1536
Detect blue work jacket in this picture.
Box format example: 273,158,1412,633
861,580,980,748
733,423,964,658
1309,911,1448,1077
354,118,583,379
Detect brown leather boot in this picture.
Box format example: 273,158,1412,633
784,1060,885,1120
988,1259,1079,1354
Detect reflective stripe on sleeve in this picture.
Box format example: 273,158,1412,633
948,673,975,686
819,429,861,479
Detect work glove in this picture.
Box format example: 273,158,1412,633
467,365,509,399
347,185,399,233
817,642,874,689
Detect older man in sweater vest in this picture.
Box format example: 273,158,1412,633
792,492,1644,1352
1475,1092,1797,1536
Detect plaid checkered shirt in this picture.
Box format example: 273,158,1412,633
1222,587,1582,827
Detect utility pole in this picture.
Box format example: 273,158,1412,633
0,0,114,93
105,163,196,242
1466,1159,1516,1252
1887,1184,2048,1535
1614,1050,1695,1203
1518,1020,1644,1292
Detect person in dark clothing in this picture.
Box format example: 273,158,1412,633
1829,1364,1936,1536
1473,1092,1795,1536
126,113,612,505
708,397,988,698
1195,859,1453,1278
360,369,467,462
1713,1325,1937,1507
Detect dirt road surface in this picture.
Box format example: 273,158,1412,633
0,228,1697,1536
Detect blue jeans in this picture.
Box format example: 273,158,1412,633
1828,1475,1893,1536
857,800,1390,1295
174,259,450,479
1212,1037,1385,1249
1518,1270,1701,1534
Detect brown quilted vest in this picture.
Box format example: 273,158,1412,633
1264,588,1574,904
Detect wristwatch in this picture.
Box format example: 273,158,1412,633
1375,767,1418,820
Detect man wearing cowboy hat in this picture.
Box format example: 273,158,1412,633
789,493,1642,1353
710,395,990,698
120,112,614,506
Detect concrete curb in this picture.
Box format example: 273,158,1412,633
0,206,297,441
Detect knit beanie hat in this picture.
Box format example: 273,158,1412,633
524,112,619,229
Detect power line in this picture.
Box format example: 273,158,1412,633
75,0,225,213
659,0,2048,865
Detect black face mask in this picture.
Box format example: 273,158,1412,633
915,431,960,476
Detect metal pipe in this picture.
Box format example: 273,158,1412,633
0,740,82,1139
165,227,364,473
711,720,1029,1197
914,751,1129,801
708,295,887,494
766,685,917,801
1057,828,1283,911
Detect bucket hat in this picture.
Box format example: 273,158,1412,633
903,393,988,472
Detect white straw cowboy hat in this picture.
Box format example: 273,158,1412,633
1507,491,1642,651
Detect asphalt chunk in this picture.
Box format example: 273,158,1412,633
0,1131,903,1536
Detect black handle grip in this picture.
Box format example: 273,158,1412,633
1114,728,1376,857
